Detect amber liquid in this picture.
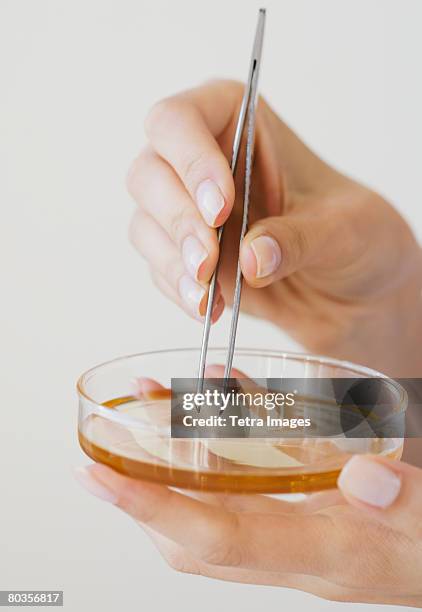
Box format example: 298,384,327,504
79,390,403,494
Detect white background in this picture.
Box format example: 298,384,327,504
1,0,422,610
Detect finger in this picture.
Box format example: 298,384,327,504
76,464,419,603
144,81,239,227
239,210,336,288
127,149,218,282
338,454,422,540
209,293,225,324
141,525,202,575
79,464,334,575
129,209,208,319
143,522,421,608
141,524,356,605
203,365,250,378
150,267,224,324
203,365,264,399
144,526,404,607
188,489,345,515
131,377,165,400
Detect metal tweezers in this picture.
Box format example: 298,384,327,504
197,9,266,392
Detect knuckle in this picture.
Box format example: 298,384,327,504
125,161,137,195
125,148,152,197
200,540,242,568
164,257,182,285
128,212,140,248
144,97,184,138
165,550,197,575
289,222,309,264
149,267,160,288
277,218,308,268
128,487,170,525
204,77,242,91
203,78,245,106
180,150,214,187
115,481,142,517
128,211,147,254
199,515,243,568
169,206,193,244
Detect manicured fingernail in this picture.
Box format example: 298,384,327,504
196,179,225,226
178,274,206,316
74,466,118,504
182,235,208,280
338,456,401,508
250,235,281,278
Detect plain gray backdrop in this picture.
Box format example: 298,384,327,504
1,0,422,610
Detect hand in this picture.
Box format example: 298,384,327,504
127,79,422,375
75,455,422,607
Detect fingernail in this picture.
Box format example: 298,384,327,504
196,179,225,226
212,295,222,313
74,466,118,504
250,235,281,278
211,295,224,323
178,274,206,316
182,235,208,281
338,456,401,508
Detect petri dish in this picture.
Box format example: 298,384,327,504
77,348,406,494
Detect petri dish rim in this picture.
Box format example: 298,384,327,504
77,347,407,431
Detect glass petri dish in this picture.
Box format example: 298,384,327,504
77,348,406,494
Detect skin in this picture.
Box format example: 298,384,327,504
79,80,422,606
81,459,422,607
127,79,422,376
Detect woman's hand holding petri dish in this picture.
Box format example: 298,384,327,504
75,452,422,606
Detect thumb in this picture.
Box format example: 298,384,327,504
338,454,422,540
239,212,330,288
